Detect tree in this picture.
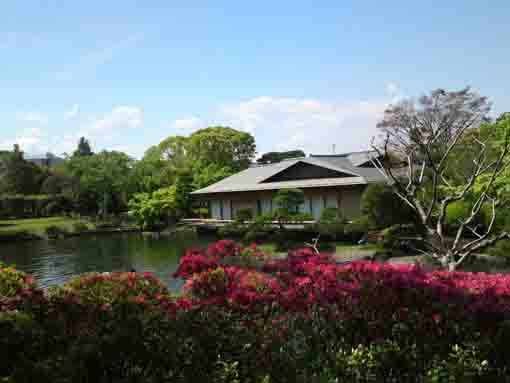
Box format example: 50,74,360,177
361,184,417,229
257,150,305,164
128,186,177,231
1,145,46,195
372,88,510,270
187,127,256,172
65,151,136,216
40,172,73,195
173,168,194,218
192,163,233,190
273,188,305,215
73,137,93,157
134,136,189,193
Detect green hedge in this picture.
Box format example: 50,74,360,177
0,194,72,219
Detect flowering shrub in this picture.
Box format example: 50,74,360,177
173,249,220,279
49,271,171,309
3,241,510,381
206,239,240,258
0,264,44,312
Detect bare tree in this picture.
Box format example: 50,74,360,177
371,88,510,271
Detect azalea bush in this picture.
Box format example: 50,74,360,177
3,241,510,381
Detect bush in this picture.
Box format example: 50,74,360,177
316,207,345,240
235,208,253,223
290,212,314,222
72,221,89,233
344,215,371,242
218,221,247,238
361,184,417,229
45,225,69,238
445,200,490,235
5,242,510,381
488,239,510,265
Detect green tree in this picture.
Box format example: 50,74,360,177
273,188,305,214
192,163,233,190
65,151,136,216
257,150,305,164
134,136,189,193
1,145,46,195
173,168,193,218
73,137,93,157
40,172,73,195
361,184,417,229
128,186,177,230
374,88,510,270
187,126,256,172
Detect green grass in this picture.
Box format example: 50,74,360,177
332,243,377,262
256,241,377,261
0,217,93,238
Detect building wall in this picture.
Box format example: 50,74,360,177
199,185,366,220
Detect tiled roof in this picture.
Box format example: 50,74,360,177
191,150,386,195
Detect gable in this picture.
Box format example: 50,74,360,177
261,161,352,183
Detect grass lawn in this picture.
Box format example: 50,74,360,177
257,241,377,262
332,243,377,262
0,217,92,238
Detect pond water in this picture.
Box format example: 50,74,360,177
0,232,217,291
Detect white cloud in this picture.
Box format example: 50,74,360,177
21,112,48,125
90,105,143,134
0,127,48,156
170,117,203,131
64,104,80,120
217,96,387,154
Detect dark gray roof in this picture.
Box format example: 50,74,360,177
192,151,386,195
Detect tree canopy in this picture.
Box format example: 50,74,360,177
257,150,305,164
373,87,510,270
73,137,93,157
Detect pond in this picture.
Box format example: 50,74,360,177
0,232,217,291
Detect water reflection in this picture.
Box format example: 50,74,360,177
0,232,216,291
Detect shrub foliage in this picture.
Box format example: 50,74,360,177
2,242,510,381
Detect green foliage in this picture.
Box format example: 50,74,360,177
290,212,313,222
0,195,72,219
488,239,510,265
445,199,490,234
331,341,418,381
235,208,253,223
361,183,416,229
344,215,372,241
187,126,256,172
40,172,73,195
273,188,305,216
316,207,345,240
256,150,305,164
218,221,247,238
45,225,69,238
128,186,178,231
425,344,490,382
71,222,89,233
65,150,137,215
0,146,46,195
173,168,193,217
192,163,234,190
73,137,93,157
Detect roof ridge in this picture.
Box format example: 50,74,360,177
250,157,305,168
310,149,375,158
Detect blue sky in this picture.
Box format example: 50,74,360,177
1,1,509,158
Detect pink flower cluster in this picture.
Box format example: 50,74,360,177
174,241,510,330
